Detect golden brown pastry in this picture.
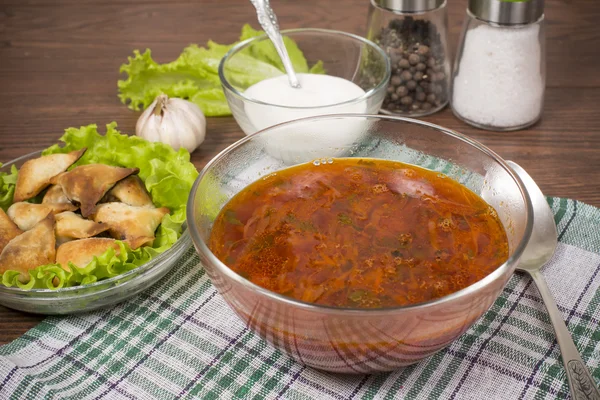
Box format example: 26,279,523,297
50,164,139,218
42,184,73,206
125,236,155,250
55,211,109,244
104,176,154,208
0,213,56,280
0,208,22,254
56,238,120,269
13,148,86,202
7,202,77,231
91,203,169,249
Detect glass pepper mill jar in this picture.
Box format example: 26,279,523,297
366,0,451,117
451,0,546,131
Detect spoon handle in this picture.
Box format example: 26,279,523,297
528,269,600,399
249,0,301,88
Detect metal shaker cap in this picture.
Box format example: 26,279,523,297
371,0,446,13
469,0,544,25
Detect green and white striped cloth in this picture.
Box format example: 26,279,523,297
0,197,599,399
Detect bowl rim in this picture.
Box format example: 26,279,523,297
0,149,191,297
217,28,392,110
188,114,534,315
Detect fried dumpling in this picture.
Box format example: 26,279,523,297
55,211,109,243
0,208,22,254
42,184,73,205
104,176,154,208
0,213,56,279
56,238,120,269
91,203,169,249
7,202,77,231
125,236,155,250
50,164,139,218
13,148,86,202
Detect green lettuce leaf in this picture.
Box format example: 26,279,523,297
182,42,234,75
118,24,322,116
117,49,222,115
239,25,309,73
183,41,282,94
309,60,326,75
240,24,264,41
0,164,18,211
189,89,231,121
0,122,198,289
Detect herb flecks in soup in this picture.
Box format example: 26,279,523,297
209,159,509,309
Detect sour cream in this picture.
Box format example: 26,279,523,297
243,73,369,164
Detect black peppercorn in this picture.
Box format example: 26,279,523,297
398,59,410,69
408,53,420,65
375,16,448,114
396,86,408,97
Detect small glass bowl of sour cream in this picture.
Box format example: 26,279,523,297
218,28,390,164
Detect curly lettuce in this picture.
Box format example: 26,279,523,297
118,24,323,116
0,164,17,211
0,122,198,289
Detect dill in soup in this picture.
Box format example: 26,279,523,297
209,158,509,309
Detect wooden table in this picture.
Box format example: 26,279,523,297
0,0,598,345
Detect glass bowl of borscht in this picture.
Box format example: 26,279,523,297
187,114,533,374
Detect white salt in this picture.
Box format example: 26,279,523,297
452,24,544,129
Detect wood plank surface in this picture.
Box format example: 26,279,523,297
1,0,599,344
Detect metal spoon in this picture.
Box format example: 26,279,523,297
509,160,600,400
249,0,301,88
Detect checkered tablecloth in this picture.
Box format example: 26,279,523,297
1,196,599,399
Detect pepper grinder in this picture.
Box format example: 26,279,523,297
451,0,546,131
366,0,451,117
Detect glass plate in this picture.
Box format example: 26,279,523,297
0,150,192,315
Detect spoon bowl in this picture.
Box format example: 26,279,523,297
508,160,600,399
509,161,558,271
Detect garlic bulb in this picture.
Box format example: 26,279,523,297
136,94,206,153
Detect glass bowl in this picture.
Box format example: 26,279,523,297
218,28,391,139
0,151,192,315
187,115,533,373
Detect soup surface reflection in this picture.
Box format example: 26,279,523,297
209,158,509,308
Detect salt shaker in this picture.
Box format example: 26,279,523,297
451,0,546,131
366,0,451,117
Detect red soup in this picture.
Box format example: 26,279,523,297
209,158,509,309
